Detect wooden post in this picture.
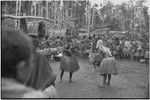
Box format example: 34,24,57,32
86,0,88,35
38,1,40,16
31,1,33,16
57,1,59,33
46,1,48,18
54,1,56,36
19,1,21,16
86,0,91,37
59,6,61,33
57,2,59,31
40,1,42,17
18,0,21,29
35,2,36,16
46,1,48,35
91,6,94,29
130,0,134,34
60,0,64,35
15,1,18,28
88,4,91,37
66,1,69,28
71,1,72,18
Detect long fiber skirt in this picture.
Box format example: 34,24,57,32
100,57,118,75
60,56,80,73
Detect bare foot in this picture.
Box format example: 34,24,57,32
107,82,111,86
91,69,94,73
103,83,107,87
97,83,107,88
91,68,96,73
69,80,72,83
59,80,62,83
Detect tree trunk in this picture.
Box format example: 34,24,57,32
91,7,95,29
46,1,48,34
88,5,91,36
17,1,21,29
15,1,18,28
35,2,36,16
54,1,56,36
20,18,28,34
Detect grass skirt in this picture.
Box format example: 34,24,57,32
60,55,80,73
100,57,118,75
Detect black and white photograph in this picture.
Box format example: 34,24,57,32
1,0,150,99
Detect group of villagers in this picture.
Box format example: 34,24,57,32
2,24,118,98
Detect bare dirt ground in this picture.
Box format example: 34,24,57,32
50,58,149,98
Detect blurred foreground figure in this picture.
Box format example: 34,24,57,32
2,29,45,98
25,34,57,98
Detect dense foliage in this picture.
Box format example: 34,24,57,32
1,0,149,44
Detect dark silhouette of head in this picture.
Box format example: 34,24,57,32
2,29,32,79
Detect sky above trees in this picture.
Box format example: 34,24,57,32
90,0,131,5
90,0,150,14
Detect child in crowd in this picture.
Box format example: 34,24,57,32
144,48,149,64
135,45,143,61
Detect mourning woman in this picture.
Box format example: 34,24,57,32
60,35,80,83
89,37,106,71
96,39,118,87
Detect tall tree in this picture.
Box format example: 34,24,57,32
1,1,16,14
74,1,86,29
21,1,32,15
